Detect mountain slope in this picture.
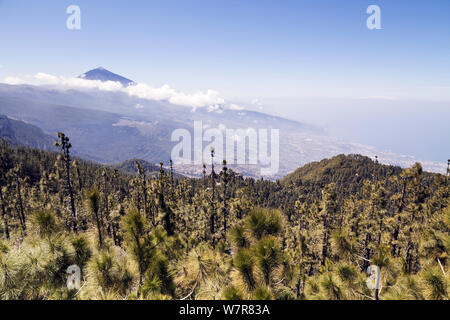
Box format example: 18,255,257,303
0,85,179,163
0,115,55,150
0,78,320,177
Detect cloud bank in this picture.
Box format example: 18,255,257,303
2,72,240,111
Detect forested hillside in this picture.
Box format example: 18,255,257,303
110,159,184,179
0,135,448,300
0,115,55,150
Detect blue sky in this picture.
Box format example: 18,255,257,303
0,0,449,161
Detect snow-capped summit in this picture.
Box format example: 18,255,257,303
78,67,135,87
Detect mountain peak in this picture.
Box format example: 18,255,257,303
78,67,135,87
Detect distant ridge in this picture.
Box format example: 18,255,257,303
0,115,55,150
78,67,135,87
281,154,403,186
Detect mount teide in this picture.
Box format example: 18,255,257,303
78,67,135,87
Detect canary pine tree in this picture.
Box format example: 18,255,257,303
0,142,448,300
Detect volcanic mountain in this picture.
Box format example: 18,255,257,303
78,67,135,87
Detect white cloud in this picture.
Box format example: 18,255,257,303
228,103,244,110
2,72,230,109
207,104,223,113
58,76,123,91
3,73,122,91
250,98,263,106
35,72,60,85
125,83,175,101
4,76,25,85
168,90,225,109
